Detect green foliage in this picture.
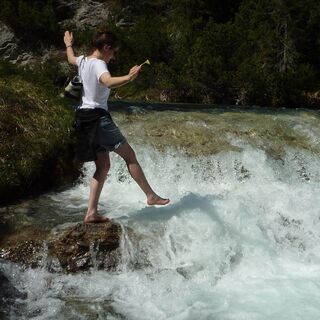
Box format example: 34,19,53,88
0,59,18,77
231,0,320,106
0,0,319,107
0,61,79,203
114,0,319,106
0,0,59,46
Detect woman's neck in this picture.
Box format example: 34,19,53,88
88,49,105,61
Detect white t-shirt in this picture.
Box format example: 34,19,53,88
76,55,110,110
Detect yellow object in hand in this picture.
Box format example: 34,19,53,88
140,59,151,67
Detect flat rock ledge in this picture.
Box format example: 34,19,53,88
0,221,126,273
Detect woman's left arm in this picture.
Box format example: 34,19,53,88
100,65,141,89
64,31,77,65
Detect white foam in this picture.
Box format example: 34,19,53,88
2,110,320,319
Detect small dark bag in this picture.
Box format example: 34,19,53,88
64,56,85,100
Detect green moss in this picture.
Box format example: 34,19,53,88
0,74,80,204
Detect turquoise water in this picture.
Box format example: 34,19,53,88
1,107,320,319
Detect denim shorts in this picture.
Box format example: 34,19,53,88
95,113,127,153
75,108,127,162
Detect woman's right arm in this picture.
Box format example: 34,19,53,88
64,31,77,65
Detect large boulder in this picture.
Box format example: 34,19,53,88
49,222,123,272
58,0,111,30
0,221,127,273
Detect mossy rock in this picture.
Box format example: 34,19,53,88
0,222,128,273
0,76,81,204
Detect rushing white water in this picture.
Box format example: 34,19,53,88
1,108,320,320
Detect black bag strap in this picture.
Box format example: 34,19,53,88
78,55,85,82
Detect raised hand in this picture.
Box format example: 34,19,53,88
64,31,74,47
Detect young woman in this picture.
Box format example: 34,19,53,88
64,30,169,223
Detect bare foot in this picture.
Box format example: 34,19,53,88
84,213,110,224
147,194,170,206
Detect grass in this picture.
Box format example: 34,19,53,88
0,67,81,204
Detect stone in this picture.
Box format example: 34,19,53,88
59,0,111,30
48,222,123,272
12,52,35,66
0,221,126,273
0,22,18,59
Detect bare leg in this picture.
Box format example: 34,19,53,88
115,143,169,205
84,152,111,223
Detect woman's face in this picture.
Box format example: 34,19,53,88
104,46,119,63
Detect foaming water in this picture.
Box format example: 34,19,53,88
1,108,320,319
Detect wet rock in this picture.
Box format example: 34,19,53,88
1,240,44,268
48,222,123,272
0,221,125,273
115,110,320,158
0,269,27,319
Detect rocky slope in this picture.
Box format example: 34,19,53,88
0,0,114,66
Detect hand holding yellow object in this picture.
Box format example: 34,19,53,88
140,59,151,67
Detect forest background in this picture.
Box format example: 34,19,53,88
1,0,319,108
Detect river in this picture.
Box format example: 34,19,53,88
1,105,320,319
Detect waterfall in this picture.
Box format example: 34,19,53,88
1,107,319,320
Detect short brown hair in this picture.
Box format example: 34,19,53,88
91,30,119,50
